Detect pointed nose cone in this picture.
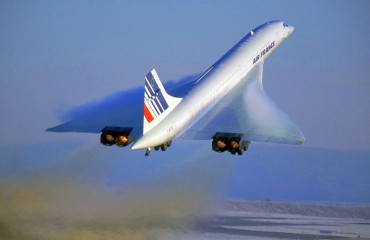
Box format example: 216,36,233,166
287,25,294,37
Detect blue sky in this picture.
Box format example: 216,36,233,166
1,0,370,204
1,0,370,150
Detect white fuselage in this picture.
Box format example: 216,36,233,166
131,20,294,149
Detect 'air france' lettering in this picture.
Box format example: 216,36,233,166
253,41,275,64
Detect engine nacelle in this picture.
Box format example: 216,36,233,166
100,127,133,147
212,133,251,155
212,137,228,152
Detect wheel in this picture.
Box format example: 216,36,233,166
237,148,244,155
161,144,167,151
167,141,172,147
154,146,160,151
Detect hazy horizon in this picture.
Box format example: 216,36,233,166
1,1,369,239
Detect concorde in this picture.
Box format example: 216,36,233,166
47,20,304,156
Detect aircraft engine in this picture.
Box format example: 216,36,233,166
115,135,129,146
100,133,115,146
212,133,251,156
212,137,227,152
100,127,133,147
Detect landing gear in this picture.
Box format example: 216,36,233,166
160,144,167,151
145,147,152,156
147,141,172,156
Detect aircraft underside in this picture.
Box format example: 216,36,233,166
100,127,251,156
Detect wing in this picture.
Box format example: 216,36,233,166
179,62,305,145
46,73,195,138
46,86,144,139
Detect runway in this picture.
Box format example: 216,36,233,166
186,200,370,240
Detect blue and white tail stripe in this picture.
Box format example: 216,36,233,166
144,74,169,114
145,93,159,117
143,69,182,134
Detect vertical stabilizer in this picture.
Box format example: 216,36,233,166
143,69,182,134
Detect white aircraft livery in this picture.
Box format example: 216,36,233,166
47,20,305,156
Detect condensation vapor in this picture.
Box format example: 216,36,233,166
60,74,200,123
0,141,234,240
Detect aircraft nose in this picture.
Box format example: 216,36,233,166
287,25,294,37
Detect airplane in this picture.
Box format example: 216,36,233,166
47,20,305,156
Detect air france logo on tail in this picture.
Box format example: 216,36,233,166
144,71,169,123
142,69,182,134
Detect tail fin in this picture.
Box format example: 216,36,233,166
143,69,182,134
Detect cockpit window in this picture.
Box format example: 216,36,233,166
283,23,288,27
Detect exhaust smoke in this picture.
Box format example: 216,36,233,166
0,142,234,240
